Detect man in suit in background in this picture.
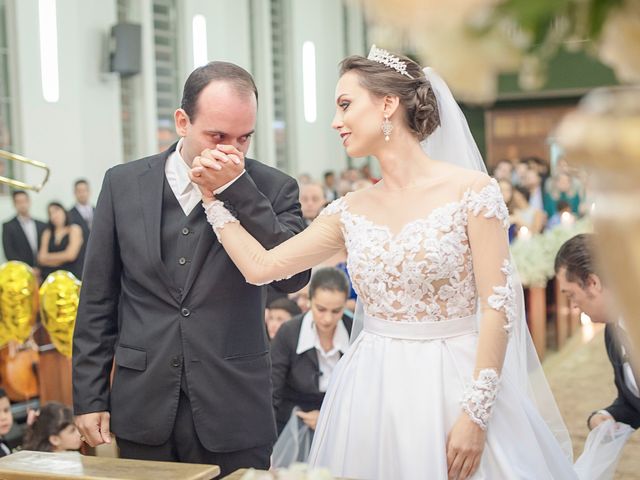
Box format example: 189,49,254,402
68,179,94,276
555,233,640,431
72,61,310,477
2,190,46,272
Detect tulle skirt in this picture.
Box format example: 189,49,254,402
308,314,578,480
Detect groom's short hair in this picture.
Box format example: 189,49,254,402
554,233,599,288
181,61,258,121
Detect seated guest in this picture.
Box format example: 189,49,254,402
271,268,353,435
0,388,13,456
37,202,84,281
555,234,640,430
266,297,303,340
299,183,327,227
22,403,82,452
498,179,546,240
546,200,574,230
544,172,582,220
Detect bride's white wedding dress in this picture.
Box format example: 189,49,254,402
204,167,580,479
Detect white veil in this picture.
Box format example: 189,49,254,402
351,66,574,459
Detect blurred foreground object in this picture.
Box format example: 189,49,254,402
359,0,640,102
556,85,640,372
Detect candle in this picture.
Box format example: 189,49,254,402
560,211,575,226
518,226,531,241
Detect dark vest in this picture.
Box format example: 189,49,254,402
160,177,206,292
160,177,206,394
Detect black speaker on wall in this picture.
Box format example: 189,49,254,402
110,23,142,77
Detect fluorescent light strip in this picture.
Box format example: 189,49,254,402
39,0,59,102
192,15,208,68
302,41,317,124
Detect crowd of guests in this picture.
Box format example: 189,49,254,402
0,389,82,456
1,179,94,282
490,156,592,241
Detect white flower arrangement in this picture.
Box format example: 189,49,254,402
240,464,335,480
511,217,593,287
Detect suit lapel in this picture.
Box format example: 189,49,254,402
138,153,179,302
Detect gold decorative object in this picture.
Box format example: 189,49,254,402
0,262,37,346
0,149,50,192
556,85,640,367
40,271,81,358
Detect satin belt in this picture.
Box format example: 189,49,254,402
363,314,478,340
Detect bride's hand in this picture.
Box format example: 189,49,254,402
446,413,486,480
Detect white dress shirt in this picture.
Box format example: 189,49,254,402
165,138,246,215
296,311,350,392
618,319,639,398
75,203,94,228
17,215,38,255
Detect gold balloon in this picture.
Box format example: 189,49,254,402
0,261,37,346
39,271,81,358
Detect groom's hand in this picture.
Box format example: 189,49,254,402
190,145,245,197
76,411,112,447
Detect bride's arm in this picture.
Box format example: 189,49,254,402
464,175,514,429
204,198,346,285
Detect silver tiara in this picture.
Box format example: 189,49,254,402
367,45,413,79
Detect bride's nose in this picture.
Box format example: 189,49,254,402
331,111,343,130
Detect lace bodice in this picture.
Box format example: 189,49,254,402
204,172,515,429
320,182,509,323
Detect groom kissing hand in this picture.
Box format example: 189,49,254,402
73,61,310,478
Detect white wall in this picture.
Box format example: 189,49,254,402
0,0,122,224
0,0,368,235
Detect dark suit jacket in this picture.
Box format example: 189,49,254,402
270,313,352,434
72,144,311,452
68,206,93,277
604,324,640,429
2,217,47,266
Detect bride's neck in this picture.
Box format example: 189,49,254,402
375,136,434,190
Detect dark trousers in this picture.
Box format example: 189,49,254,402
117,390,271,478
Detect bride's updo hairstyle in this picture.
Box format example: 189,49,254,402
339,53,440,141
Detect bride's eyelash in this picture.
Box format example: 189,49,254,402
340,102,350,110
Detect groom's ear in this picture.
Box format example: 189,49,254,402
382,95,400,118
174,108,191,137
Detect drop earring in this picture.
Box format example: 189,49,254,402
382,114,393,142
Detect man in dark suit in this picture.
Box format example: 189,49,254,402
2,190,46,270
68,179,94,277
72,61,310,476
555,234,640,430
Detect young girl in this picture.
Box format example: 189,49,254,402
23,403,82,452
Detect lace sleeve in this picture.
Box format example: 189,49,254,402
461,175,514,429
203,198,345,286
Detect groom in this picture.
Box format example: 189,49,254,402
72,61,310,475
555,234,640,431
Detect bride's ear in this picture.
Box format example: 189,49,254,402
382,95,400,118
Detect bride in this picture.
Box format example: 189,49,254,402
191,48,582,479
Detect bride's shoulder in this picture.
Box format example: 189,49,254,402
436,163,494,194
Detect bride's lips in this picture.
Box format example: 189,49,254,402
340,132,351,146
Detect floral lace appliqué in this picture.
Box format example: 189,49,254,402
203,200,238,243
464,179,510,229
461,368,500,430
488,259,516,334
